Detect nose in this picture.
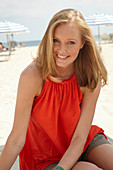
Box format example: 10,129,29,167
57,44,67,54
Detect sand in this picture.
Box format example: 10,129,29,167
92,44,113,138
0,44,113,147
0,46,37,145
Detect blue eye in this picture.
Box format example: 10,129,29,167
67,41,75,44
53,39,59,43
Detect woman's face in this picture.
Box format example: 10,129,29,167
53,21,84,69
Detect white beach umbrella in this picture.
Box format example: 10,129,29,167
0,20,29,50
85,13,113,44
0,20,29,35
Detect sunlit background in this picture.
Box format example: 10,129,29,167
0,0,113,43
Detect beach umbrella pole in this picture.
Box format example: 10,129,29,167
6,34,11,55
98,26,101,46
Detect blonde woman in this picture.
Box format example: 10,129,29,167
0,9,113,170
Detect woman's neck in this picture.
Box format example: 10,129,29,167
55,65,75,81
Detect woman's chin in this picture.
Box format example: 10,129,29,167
56,62,68,68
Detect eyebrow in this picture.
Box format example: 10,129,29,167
67,39,78,42
53,37,78,42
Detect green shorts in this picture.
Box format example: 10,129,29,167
45,133,111,170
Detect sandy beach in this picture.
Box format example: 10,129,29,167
0,44,113,147
0,46,37,146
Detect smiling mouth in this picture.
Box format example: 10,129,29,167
57,54,69,59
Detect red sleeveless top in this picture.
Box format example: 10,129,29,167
19,74,106,170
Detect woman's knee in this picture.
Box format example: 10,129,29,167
72,161,103,170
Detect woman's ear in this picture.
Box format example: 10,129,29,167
80,40,85,49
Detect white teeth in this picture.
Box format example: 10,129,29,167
58,55,68,59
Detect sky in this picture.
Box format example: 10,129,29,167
0,0,113,42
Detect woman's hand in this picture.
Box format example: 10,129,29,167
56,81,101,170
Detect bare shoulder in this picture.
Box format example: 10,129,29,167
80,81,101,97
19,61,43,97
21,61,41,79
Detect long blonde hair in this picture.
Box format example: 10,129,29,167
36,9,107,90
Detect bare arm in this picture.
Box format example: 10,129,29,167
57,82,101,170
0,62,42,170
